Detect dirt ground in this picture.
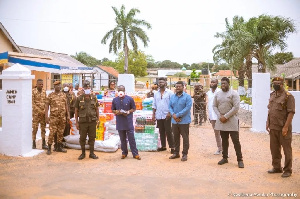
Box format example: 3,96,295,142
0,122,299,199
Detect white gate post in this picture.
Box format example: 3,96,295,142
251,73,270,132
0,64,35,156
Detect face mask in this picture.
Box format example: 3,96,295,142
273,84,281,91
118,91,125,97
84,89,91,95
63,87,69,92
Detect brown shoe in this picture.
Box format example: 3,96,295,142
121,154,127,159
134,155,141,160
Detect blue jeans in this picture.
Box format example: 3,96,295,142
118,129,139,157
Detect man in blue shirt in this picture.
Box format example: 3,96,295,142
112,85,141,160
169,81,192,161
152,77,175,153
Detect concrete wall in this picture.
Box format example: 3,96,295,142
290,91,300,133
252,73,270,132
31,70,51,90
0,29,13,53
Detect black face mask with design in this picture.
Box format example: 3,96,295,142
273,84,281,91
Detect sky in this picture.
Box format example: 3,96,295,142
0,0,299,65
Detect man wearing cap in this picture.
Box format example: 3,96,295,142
266,77,295,178
75,80,100,160
32,79,48,150
45,81,69,155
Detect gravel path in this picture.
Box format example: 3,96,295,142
0,122,299,198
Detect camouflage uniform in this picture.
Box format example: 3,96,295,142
47,91,67,145
68,91,76,118
192,85,207,125
32,88,46,140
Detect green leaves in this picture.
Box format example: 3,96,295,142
101,5,151,73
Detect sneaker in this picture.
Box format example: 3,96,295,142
268,168,283,173
214,150,222,155
281,172,292,178
218,158,228,165
238,161,244,168
121,154,127,159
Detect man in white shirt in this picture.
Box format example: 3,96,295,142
152,77,175,153
206,79,222,155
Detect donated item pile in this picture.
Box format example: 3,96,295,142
132,110,160,151
65,92,161,153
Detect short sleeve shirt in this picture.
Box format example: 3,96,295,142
268,91,295,130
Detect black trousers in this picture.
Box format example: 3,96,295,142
220,131,243,161
172,124,189,155
79,121,96,147
157,118,174,148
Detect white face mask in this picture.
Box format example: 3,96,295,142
63,87,69,92
118,91,125,97
84,89,91,95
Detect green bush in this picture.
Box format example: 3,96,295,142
240,95,252,105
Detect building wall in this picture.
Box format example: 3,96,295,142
0,29,13,53
31,71,51,90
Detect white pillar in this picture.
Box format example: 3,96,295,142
0,64,35,156
118,74,135,94
251,73,270,132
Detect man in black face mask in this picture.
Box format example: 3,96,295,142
266,77,295,178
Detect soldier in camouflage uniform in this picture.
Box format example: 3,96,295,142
32,79,48,149
75,80,99,160
192,84,207,125
68,83,76,118
45,81,70,155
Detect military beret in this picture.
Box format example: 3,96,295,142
272,77,284,82
53,80,61,85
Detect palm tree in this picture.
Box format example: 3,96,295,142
101,5,151,74
246,15,296,73
213,16,247,87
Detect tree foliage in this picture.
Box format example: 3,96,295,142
274,52,294,64
157,60,182,68
115,50,147,77
71,52,101,67
173,72,188,77
190,69,201,82
101,5,151,73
